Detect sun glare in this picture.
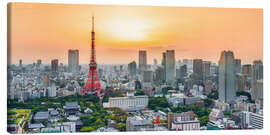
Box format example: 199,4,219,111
107,19,152,41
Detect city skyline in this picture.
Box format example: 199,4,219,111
8,3,263,65
7,3,264,133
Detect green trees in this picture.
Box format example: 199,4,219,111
8,94,128,132
161,87,173,95
79,107,128,132
134,90,145,96
171,105,210,117
148,97,169,111
198,116,209,126
102,89,124,103
110,108,128,123
224,112,231,118
58,118,70,123
207,91,219,100
116,123,126,131
80,116,97,126
8,94,101,111
203,98,214,108
232,109,239,113
77,78,85,87
236,91,252,102
80,126,95,132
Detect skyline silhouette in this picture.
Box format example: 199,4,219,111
8,3,263,65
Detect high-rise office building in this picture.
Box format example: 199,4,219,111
59,63,64,72
37,59,42,68
48,82,57,97
98,68,103,78
154,66,165,84
120,65,123,72
180,64,187,78
162,52,167,81
254,80,263,101
128,61,137,78
42,74,50,88
234,59,241,74
176,68,181,80
210,63,218,76
193,59,203,84
176,64,187,80
251,60,263,100
139,50,147,73
162,52,166,67
153,58,158,66
51,59,59,72
218,51,236,103
242,64,252,77
252,60,263,79
202,61,211,83
236,74,246,91
164,50,175,84
19,59,22,67
68,49,79,73
142,70,153,83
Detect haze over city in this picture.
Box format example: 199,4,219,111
9,3,263,65
7,3,264,134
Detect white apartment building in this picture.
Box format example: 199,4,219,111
107,95,148,111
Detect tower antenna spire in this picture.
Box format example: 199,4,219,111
81,15,104,98
92,16,94,32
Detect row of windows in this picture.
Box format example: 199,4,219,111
172,123,200,131
109,98,148,107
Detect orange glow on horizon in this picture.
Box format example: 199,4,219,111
8,3,263,65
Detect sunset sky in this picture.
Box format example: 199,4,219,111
8,3,263,65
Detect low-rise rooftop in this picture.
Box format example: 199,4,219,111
34,111,49,120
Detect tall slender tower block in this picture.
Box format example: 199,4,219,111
81,16,104,97
218,51,236,103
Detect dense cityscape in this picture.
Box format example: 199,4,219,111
7,16,263,133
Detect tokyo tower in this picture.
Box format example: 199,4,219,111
80,16,104,97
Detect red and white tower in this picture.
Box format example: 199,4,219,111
80,16,104,97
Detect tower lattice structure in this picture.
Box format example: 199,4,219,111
81,16,104,97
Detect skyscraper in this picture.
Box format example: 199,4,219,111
162,52,166,80
193,59,203,84
236,74,246,91
210,63,218,76
162,52,166,67
142,70,153,83
120,65,124,71
37,59,42,68
51,59,59,72
154,66,165,84
242,64,252,77
234,59,241,74
165,50,175,84
19,59,22,67
153,58,158,66
42,73,50,88
68,49,79,73
251,60,263,100
180,64,187,78
176,64,187,80
48,82,57,97
128,61,137,78
202,61,211,83
139,50,147,73
218,51,236,103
